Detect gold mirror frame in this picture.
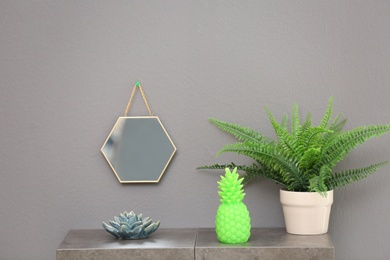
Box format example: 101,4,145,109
101,116,176,183
101,82,176,183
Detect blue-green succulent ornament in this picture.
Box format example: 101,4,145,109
103,211,160,239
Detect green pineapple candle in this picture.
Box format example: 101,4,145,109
215,167,251,244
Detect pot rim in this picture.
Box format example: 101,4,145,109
280,189,333,206
280,189,334,193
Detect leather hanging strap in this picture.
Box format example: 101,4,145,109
124,81,153,116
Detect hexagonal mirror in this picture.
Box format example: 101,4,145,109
101,116,176,183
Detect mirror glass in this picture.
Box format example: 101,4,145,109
101,116,176,183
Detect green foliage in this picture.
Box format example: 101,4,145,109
327,161,389,190
198,97,390,195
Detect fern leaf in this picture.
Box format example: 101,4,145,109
236,163,285,186
197,163,258,174
208,118,270,144
300,112,312,134
197,163,285,186
291,103,301,137
217,142,305,190
277,130,299,156
329,113,346,132
309,165,331,196
321,114,346,146
331,119,347,133
281,114,288,132
264,106,297,154
197,163,237,171
320,97,334,129
326,161,389,190
264,106,283,138
318,124,390,169
299,147,320,170
296,127,331,154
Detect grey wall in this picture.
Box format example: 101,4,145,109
1,1,389,259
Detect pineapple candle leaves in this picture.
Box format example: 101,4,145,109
218,169,246,204
216,167,251,244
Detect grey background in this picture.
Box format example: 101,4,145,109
0,1,389,259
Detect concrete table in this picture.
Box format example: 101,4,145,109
195,228,334,260
57,228,334,259
56,228,197,260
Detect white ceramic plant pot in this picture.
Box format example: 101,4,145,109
280,190,333,235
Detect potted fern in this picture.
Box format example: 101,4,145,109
198,97,390,235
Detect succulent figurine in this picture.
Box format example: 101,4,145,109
216,167,251,244
102,211,160,239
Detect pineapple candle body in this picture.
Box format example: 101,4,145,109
215,167,251,243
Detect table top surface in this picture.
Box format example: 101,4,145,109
57,228,198,250
197,227,333,248
57,228,333,251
